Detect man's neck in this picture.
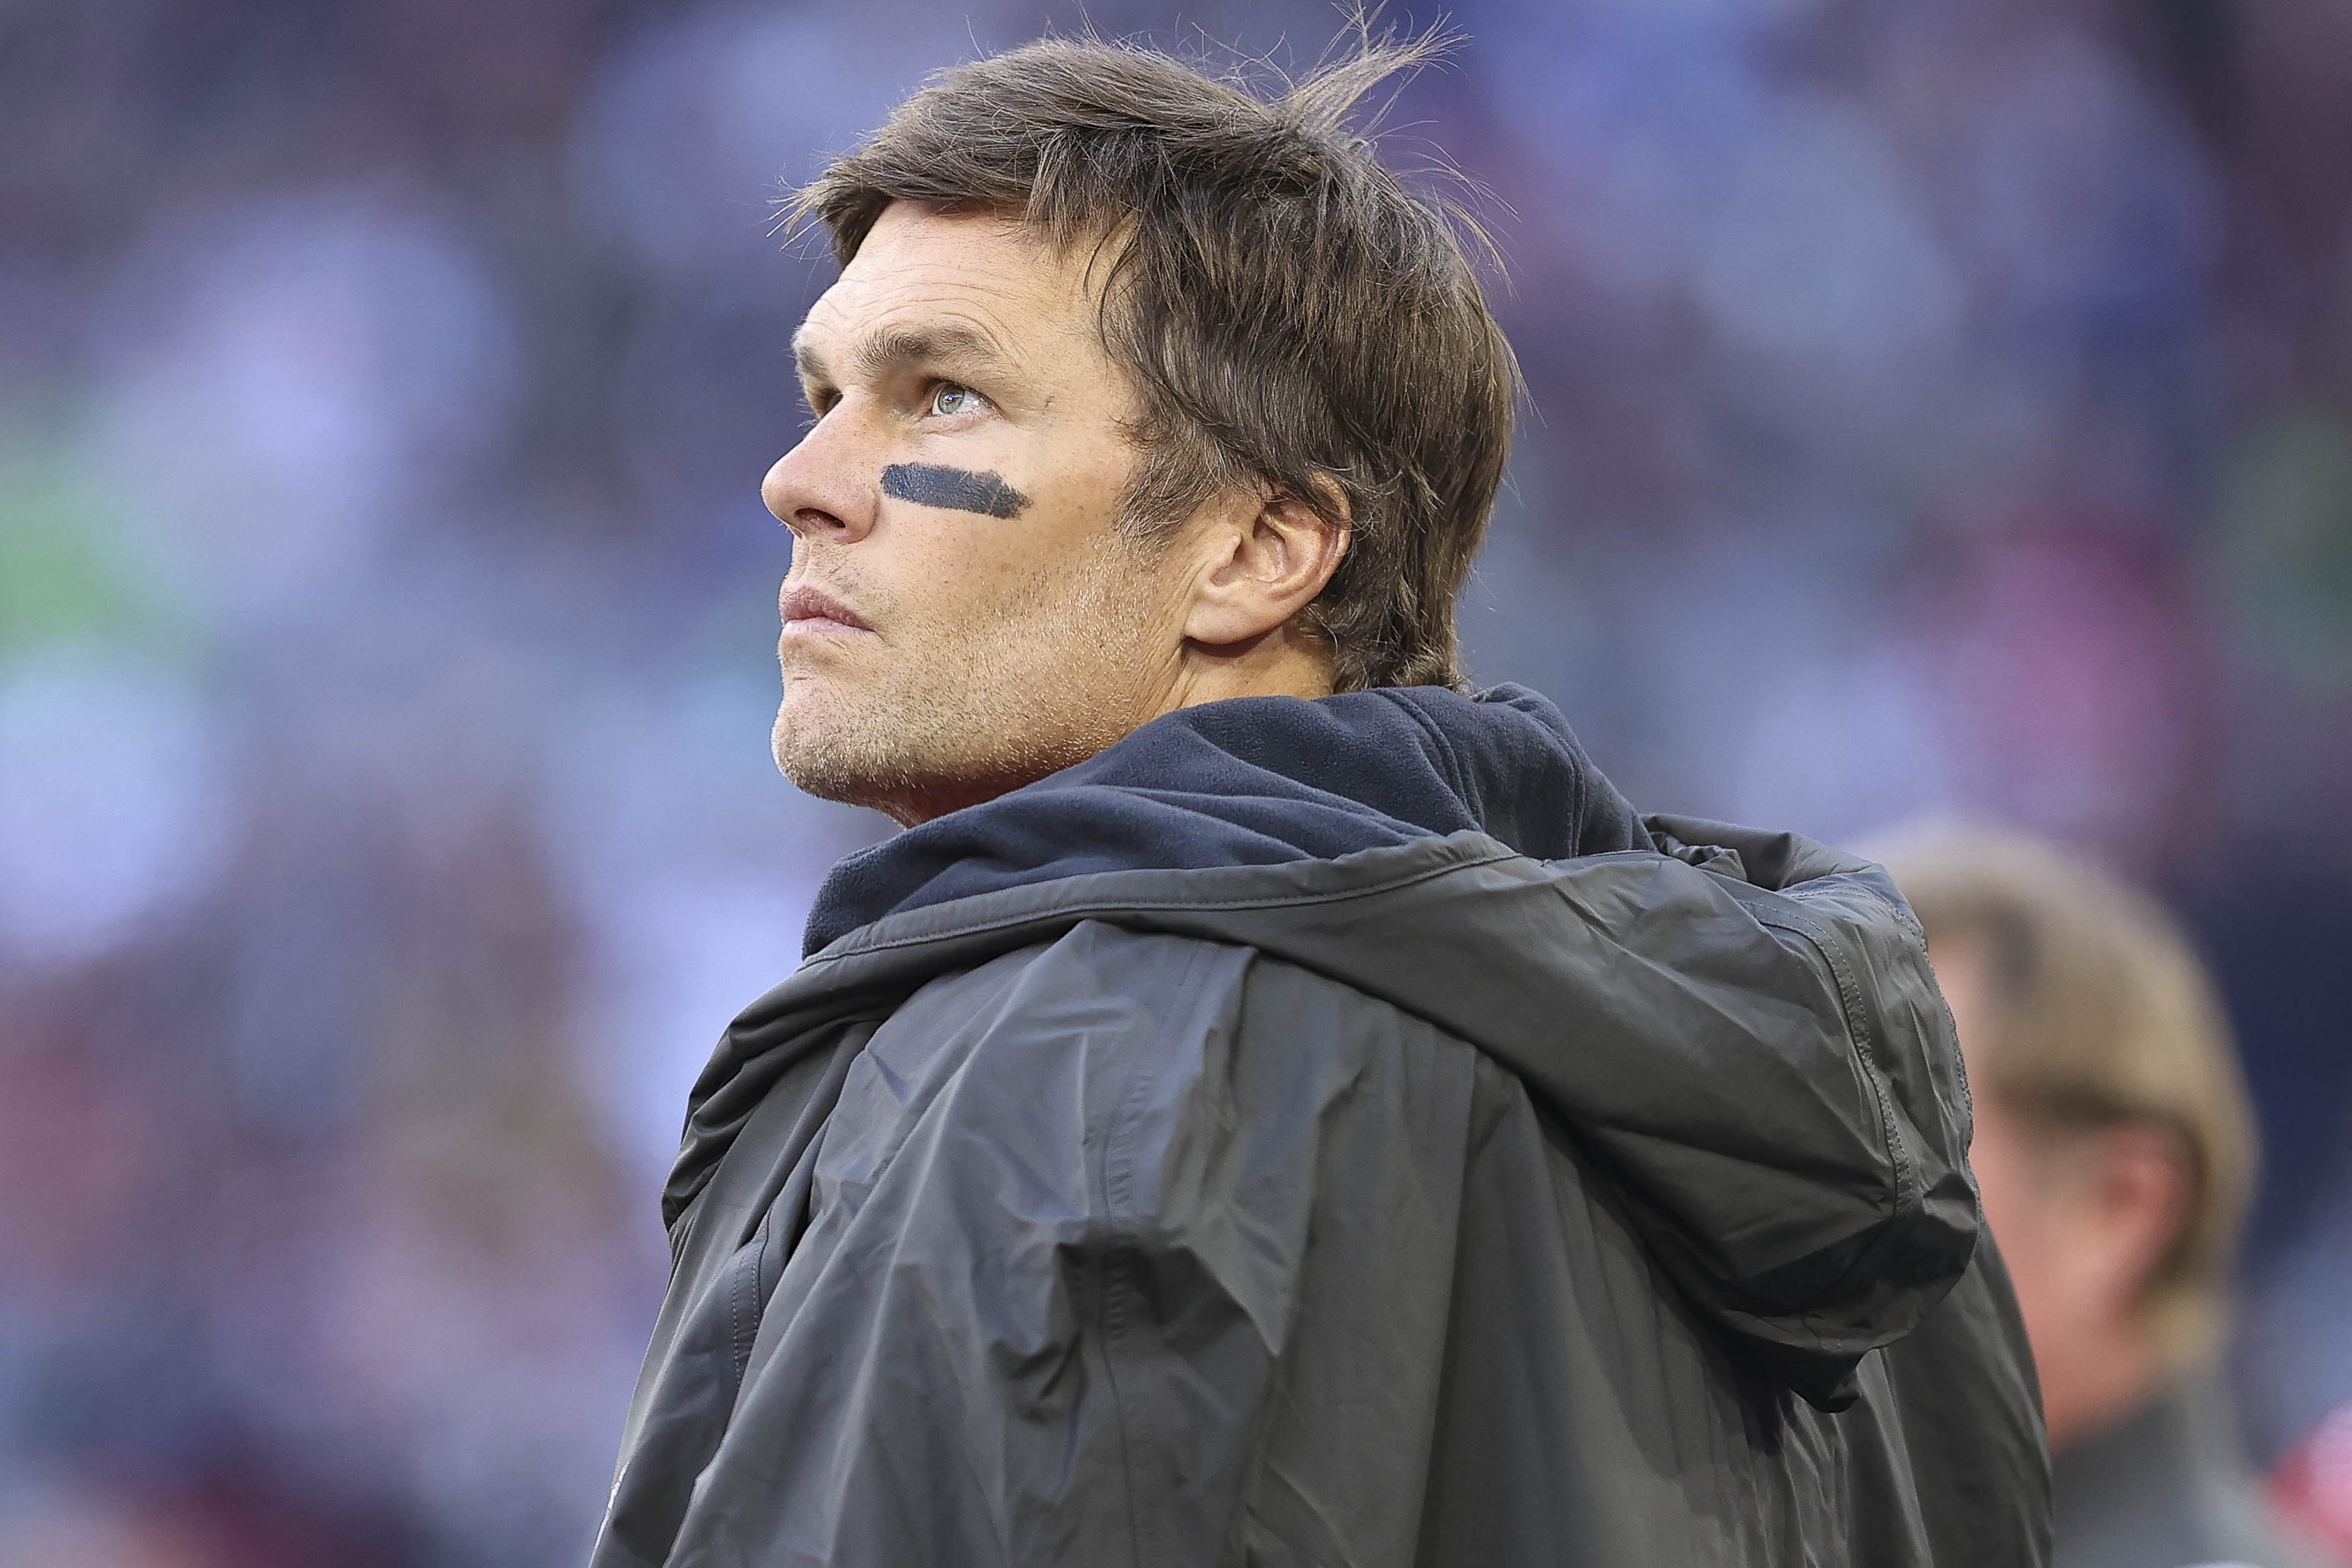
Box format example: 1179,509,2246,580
875,631,1339,829
2045,1321,2165,1452
1158,626,1339,715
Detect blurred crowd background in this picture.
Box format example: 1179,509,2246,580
2,0,2349,1562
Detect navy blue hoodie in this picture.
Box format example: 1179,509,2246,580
805,683,1649,955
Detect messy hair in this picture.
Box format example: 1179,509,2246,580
788,28,1517,691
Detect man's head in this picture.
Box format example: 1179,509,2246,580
1885,828,2256,1449
763,35,1516,824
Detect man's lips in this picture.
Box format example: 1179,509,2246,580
780,583,874,636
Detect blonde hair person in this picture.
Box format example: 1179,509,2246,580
1887,826,2329,1568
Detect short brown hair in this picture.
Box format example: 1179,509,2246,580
789,31,1517,691
1885,827,2256,1366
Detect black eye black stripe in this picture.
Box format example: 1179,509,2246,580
881,463,1029,520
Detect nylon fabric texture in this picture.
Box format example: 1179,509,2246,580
593,685,2049,1567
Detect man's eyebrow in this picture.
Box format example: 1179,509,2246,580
791,332,830,387
792,322,1011,388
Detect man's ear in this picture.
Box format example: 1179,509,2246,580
1181,480,1350,649
2079,1122,2194,1320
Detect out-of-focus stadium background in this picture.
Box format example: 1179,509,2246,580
1,0,2349,1561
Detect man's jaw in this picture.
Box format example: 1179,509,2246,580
771,671,1139,829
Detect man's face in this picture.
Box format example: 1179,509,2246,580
1937,935,2188,1448
763,203,1194,824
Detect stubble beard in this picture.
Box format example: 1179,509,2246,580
771,540,1159,826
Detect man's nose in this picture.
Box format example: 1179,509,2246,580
762,413,877,545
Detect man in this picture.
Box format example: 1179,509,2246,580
592,35,2047,1567
1889,830,2331,1568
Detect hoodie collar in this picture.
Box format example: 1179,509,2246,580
803,683,1649,956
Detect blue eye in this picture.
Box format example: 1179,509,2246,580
929,383,977,417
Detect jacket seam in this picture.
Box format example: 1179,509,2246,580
808,847,1521,966
1754,904,1921,1326
726,1214,767,1385
1095,938,1213,1568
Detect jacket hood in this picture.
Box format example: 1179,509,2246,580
803,684,1649,955
688,685,1979,1410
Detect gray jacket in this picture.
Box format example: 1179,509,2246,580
2053,1376,2326,1568
592,687,2049,1567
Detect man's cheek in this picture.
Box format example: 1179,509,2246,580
781,634,883,694
882,462,1030,519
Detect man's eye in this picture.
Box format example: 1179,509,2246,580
928,383,979,417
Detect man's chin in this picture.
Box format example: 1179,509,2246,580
772,697,867,804
773,700,1049,826
770,676,1133,825
771,690,928,820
